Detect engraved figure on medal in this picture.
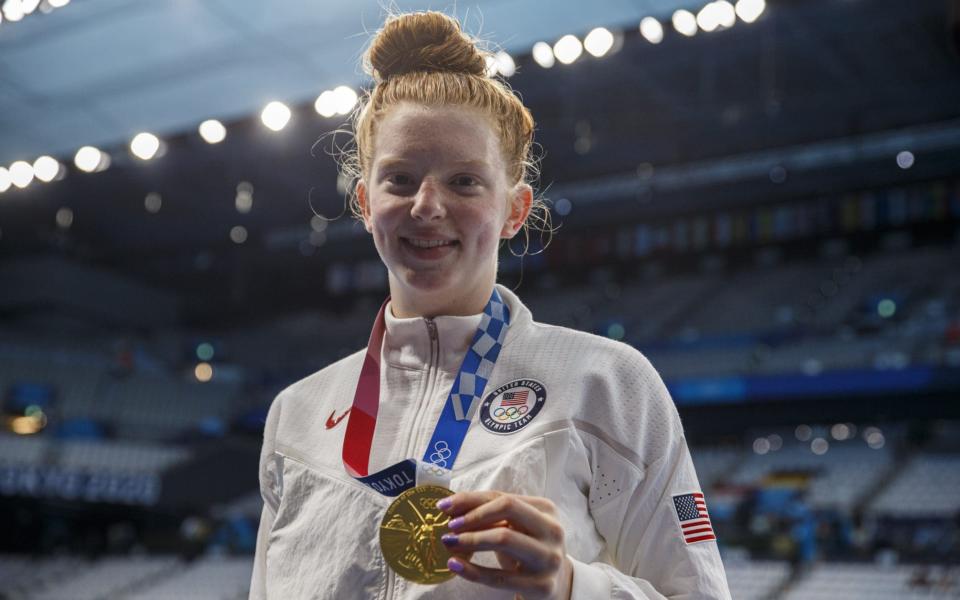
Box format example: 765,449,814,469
379,486,455,584
406,502,447,571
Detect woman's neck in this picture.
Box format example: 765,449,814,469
389,281,494,319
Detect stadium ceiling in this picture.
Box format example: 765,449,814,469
0,0,699,164
1,0,959,327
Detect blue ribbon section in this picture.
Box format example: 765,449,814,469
357,459,418,497
422,289,510,475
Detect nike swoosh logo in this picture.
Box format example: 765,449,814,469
325,408,351,430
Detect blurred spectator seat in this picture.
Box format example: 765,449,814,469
783,563,960,599
869,453,960,517
723,559,791,600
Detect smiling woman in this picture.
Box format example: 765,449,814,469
251,10,731,600
357,102,531,318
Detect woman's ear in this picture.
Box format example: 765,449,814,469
501,183,533,239
356,180,373,233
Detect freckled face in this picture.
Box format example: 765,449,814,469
358,103,527,317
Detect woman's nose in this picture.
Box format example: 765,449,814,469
410,181,445,221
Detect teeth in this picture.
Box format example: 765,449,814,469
407,238,454,248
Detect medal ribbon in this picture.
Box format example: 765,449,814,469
342,288,511,496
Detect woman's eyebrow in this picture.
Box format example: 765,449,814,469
376,156,491,172
375,156,414,170
448,159,490,170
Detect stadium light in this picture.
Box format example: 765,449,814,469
866,430,885,449
2,0,24,22
9,160,33,188
672,10,698,37
532,41,555,68
196,343,215,361
230,225,248,244
144,192,162,213
697,4,721,32
831,423,851,441
583,27,615,57
332,86,358,115
877,298,896,318
130,132,161,160
0,167,11,193
74,146,108,173
485,55,498,77
716,1,737,28
811,437,829,455
2,0,70,30
315,91,337,118
768,434,783,451
698,2,735,32
55,207,73,229
33,155,60,182
639,17,664,44
735,0,765,23
486,51,516,77
553,34,583,65
236,181,253,214
752,437,770,455
261,101,291,131
199,119,226,144
195,362,214,382
494,51,515,77
896,150,914,169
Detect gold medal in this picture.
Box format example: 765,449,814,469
379,485,455,584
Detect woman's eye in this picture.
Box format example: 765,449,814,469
452,175,478,187
387,174,414,186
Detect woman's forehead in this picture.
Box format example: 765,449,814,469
373,103,501,166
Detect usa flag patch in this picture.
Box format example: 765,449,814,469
672,492,716,544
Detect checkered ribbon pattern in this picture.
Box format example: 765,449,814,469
447,294,510,422
343,288,511,495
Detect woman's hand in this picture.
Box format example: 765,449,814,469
436,491,573,600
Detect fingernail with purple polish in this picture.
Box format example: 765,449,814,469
441,533,458,546
436,497,453,511
447,558,464,573
448,517,464,530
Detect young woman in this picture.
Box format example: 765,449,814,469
251,11,730,600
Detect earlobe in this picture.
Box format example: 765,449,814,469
501,183,533,239
356,180,373,233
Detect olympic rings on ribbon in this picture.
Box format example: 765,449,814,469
428,440,452,467
420,463,448,477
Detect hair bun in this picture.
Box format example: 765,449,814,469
366,12,487,82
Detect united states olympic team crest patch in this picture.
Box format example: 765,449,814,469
479,379,546,434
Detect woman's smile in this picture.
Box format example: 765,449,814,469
400,236,460,261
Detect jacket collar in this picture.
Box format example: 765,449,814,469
381,284,531,372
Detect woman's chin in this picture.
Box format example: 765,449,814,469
400,271,455,294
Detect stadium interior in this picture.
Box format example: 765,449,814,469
1,0,959,598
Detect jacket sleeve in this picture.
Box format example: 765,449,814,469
570,351,731,600
249,393,284,600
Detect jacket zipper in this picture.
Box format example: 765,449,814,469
386,317,440,600
385,565,395,600
405,318,440,460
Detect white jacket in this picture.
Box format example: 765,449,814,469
251,286,731,599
